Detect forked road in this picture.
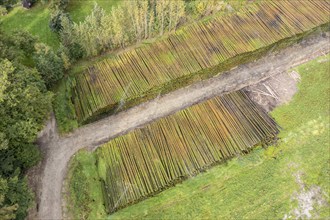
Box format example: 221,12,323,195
35,33,329,219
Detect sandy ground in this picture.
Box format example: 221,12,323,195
27,32,330,219
245,70,301,112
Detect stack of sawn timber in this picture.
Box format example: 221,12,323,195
72,0,330,123
96,90,280,213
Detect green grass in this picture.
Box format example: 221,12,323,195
67,0,120,22
66,150,106,219
0,3,59,49
68,54,330,219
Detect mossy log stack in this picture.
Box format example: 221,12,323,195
72,0,329,124
96,90,279,213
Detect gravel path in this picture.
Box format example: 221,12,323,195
33,33,329,219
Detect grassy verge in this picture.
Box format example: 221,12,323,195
66,150,106,219
52,77,78,134
67,54,330,219
0,3,59,49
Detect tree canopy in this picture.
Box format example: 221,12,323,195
0,29,52,220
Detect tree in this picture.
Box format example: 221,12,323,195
168,0,185,31
0,177,18,220
126,0,152,41
60,15,85,60
57,44,71,70
33,43,64,88
155,0,167,36
111,4,129,48
11,30,37,54
4,175,33,220
0,59,52,220
68,4,108,56
0,27,52,220
49,10,70,33
0,0,20,9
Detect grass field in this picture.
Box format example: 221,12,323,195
67,54,330,219
67,0,120,22
0,3,59,48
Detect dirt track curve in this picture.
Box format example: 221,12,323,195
32,33,329,219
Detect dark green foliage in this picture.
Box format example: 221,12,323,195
0,60,50,219
0,0,19,9
11,30,37,55
59,16,85,60
0,29,37,68
0,29,52,220
0,30,27,63
0,177,18,220
34,43,65,88
0,60,52,172
49,10,70,33
67,42,84,61
5,176,33,220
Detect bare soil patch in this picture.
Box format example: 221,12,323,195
245,71,300,112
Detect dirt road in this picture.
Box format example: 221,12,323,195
33,33,329,219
